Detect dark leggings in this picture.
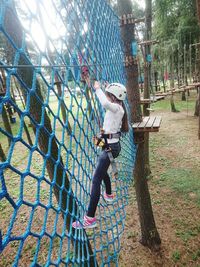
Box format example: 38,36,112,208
87,142,121,217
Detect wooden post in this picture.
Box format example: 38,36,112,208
199,88,200,139
119,14,142,122
119,7,161,248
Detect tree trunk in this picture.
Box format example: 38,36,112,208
54,76,72,135
143,61,151,177
10,83,33,146
170,93,179,113
134,133,161,249
196,0,200,23
3,2,96,265
170,48,179,112
143,0,152,177
2,104,12,146
154,71,158,92
194,98,199,116
0,143,6,161
196,0,200,139
118,0,161,250
1,69,15,130
118,1,142,121
183,44,188,86
181,90,186,101
199,90,200,139
170,50,175,89
161,66,166,92
14,77,26,109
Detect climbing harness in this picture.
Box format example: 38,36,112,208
102,131,121,178
94,129,121,178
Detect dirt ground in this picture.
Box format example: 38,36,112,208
119,104,200,266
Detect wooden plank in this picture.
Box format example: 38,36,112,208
140,98,152,104
185,84,200,90
145,116,156,128
132,116,149,129
134,127,159,132
155,95,165,101
120,15,145,26
132,121,142,128
140,127,159,132
137,116,150,128
155,93,168,98
193,82,200,86
153,116,162,128
132,116,162,133
138,40,159,46
185,86,195,90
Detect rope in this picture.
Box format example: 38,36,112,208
0,62,126,69
0,0,137,266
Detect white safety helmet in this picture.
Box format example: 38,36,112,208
105,83,127,101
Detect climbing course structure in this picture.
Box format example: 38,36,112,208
0,0,136,266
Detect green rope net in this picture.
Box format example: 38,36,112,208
0,0,136,266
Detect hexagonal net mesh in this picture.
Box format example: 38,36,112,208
0,0,136,266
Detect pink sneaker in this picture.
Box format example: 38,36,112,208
103,192,114,203
72,215,97,229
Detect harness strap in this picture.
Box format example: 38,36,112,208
94,131,120,178
101,132,121,139
106,148,118,178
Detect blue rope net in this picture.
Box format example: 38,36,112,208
0,0,136,266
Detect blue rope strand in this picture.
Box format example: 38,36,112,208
0,0,137,266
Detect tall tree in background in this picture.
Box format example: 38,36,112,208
117,0,161,249
154,0,200,113
195,0,200,138
143,0,152,176
154,0,200,77
197,0,200,23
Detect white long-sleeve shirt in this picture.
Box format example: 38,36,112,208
95,88,124,143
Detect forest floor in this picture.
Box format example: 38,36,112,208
119,92,200,267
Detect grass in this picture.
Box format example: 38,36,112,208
159,168,200,202
172,250,181,262
141,91,200,266
192,249,200,261
152,92,196,111
150,92,200,202
0,95,88,149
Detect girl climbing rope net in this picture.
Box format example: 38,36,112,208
72,80,129,229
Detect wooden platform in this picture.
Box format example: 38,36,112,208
155,92,168,97
132,116,162,133
140,98,154,104
140,95,166,104
165,83,200,94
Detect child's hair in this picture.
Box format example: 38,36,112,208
106,92,129,133
121,101,129,133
